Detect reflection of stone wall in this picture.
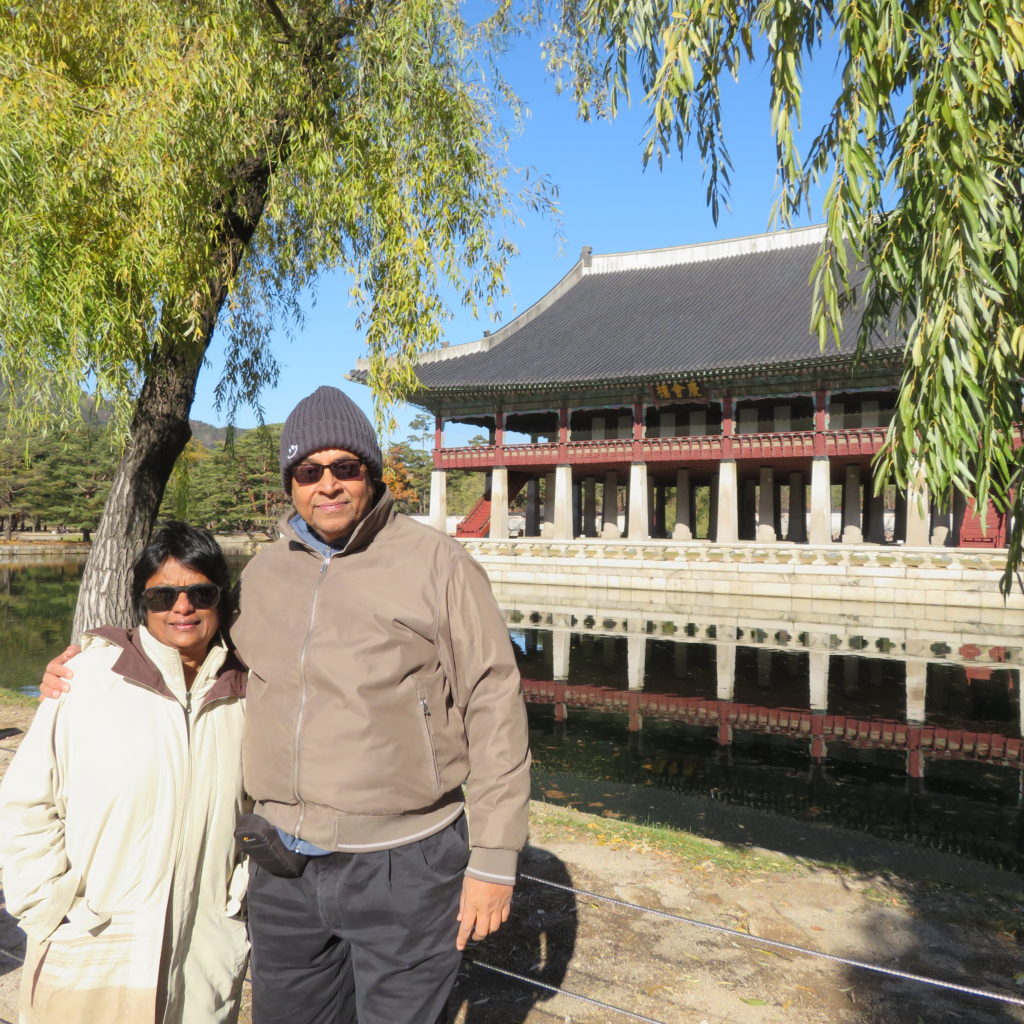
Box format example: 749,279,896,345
466,538,1024,635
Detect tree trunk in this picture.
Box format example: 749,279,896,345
70,141,276,638
71,343,205,637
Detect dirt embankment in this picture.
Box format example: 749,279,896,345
2,698,1023,1024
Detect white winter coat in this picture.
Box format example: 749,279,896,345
0,626,249,1023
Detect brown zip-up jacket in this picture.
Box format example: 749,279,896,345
231,489,531,885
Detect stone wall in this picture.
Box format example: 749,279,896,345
462,538,1024,644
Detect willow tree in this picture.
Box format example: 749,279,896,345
554,0,1024,580
1,0,549,634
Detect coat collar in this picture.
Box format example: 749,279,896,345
281,485,395,559
84,626,247,705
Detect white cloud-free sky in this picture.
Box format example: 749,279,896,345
191,36,839,438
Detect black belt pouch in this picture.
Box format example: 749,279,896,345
234,813,311,878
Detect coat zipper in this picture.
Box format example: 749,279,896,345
292,555,332,837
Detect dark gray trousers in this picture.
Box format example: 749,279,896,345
247,816,468,1024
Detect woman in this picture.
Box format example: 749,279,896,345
0,522,249,1023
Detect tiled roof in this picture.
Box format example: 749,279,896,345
351,226,900,393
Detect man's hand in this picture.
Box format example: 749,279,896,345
455,877,513,951
39,646,80,700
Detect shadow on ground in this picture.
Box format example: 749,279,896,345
449,846,577,1023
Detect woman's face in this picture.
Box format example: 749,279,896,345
143,558,221,667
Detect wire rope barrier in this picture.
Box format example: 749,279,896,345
519,872,1024,1010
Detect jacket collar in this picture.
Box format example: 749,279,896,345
84,625,247,705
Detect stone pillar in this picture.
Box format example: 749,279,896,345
716,643,736,701
627,634,645,691
429,468,447,534
787,471,807,542
809,456,831,544
930,500,951,547
673,468,693,540
525,478,541,537
756,466,776,542
489,465,509,539
716,461,739,542
864,480,886,543
809,650,829,710
904,468,930,547
739,477,757,540
951,490,968,548
601,471,620,538
905,661,926,724
554,465,573,540
709,476,719,540
582,476,598,536
842,465,863,543
653,484,667,539
628,463,650,539
541,471,557,537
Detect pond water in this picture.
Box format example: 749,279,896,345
3,558,1022,872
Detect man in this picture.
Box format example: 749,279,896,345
43,386,531,1024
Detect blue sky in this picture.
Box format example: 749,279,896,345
191,35,838,438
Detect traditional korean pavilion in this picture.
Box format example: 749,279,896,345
352,225,1005,548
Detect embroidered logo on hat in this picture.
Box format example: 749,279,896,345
287,444,298,459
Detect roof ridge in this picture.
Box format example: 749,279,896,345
585,224,827,275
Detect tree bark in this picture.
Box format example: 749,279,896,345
71,342,206,635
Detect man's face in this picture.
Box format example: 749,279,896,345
290,448,374,542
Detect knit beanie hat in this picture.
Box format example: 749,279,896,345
279,386,383,489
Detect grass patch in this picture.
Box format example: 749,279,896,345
529,800,794,876
0,688,38,709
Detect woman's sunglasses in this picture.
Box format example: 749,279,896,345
142,583,221,612
292,459,363,486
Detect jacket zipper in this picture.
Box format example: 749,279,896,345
292,555,332,837
419,697,442,792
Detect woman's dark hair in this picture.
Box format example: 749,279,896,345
131,521,232,626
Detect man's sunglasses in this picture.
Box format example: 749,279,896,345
292,459,363,486
142,584,221,613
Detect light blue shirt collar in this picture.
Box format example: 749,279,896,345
288,513,349,560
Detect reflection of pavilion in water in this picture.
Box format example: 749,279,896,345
507,603,1024,868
